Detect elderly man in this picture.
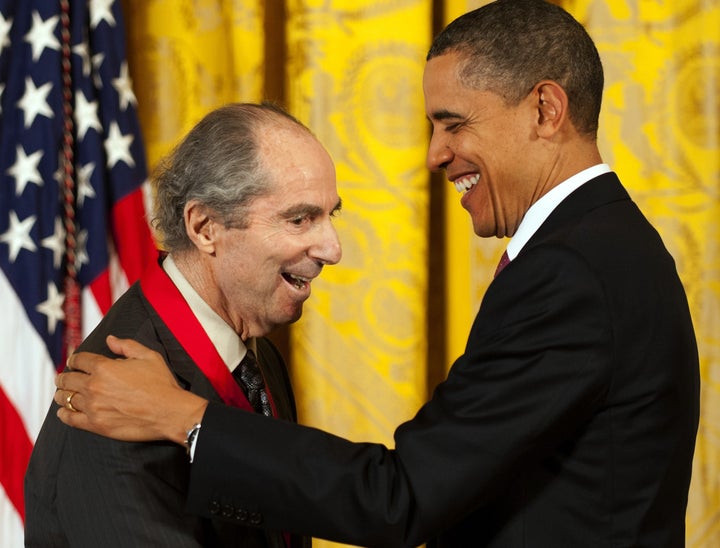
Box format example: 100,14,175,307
25,102,341,547
53,1,699,546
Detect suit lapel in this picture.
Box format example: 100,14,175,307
525,172,630,250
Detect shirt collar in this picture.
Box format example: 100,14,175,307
506,164,611,260
162,254,252,371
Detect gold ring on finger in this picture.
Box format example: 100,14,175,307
66,391,78,412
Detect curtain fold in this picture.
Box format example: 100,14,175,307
285,3,432,546
121,0,264,170
285,0,431,447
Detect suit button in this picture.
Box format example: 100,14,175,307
221,503,234,518
249,512,263,525
209,501,220,516
235,508,248,521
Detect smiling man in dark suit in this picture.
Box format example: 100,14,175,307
25,102,341,547
54,1,699,546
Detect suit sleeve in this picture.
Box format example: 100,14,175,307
187,244,613,547
54,421,208,546
54,289,207,547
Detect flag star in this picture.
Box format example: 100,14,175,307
90,0,116,29
92,52,105,88
76,162,97,207
72,40,92,78
41,217,66,269
54,154,65,186
104,121,135,168
17,76,54,128
112,61,137,110
36,282,65,335
0,211,37,263
0,12,11,56
7,144,44,196
24,11,60,62
75,228,89,269
75,90,102,139
0,83,4,115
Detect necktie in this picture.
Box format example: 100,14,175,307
494,250,510,278
233,349,273,416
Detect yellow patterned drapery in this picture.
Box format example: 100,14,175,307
285,0,430,444
120,0,264,171
285,4,431,544
120,1,720,546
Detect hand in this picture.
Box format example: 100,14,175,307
55,335,208,444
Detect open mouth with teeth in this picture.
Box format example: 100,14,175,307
453,173,479,194
282,273,311,290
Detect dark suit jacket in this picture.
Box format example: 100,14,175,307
24,279,308,547
185,173,699,547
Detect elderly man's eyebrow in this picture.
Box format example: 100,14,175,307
280,198,342,219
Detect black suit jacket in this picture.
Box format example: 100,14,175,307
24,280,308,547
184,173,699,547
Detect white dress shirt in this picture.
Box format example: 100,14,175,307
506,164,611,260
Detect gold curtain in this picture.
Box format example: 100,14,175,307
121,0,720,546
285,3,431,545
121,0,264,169
285,0,430,441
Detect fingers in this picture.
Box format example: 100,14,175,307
54,388,80,411
105,335,159,360
66,351,106,375
55,369,90,394
65,336,160,375
56,402,94,432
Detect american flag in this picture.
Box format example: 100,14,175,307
0,1,155,545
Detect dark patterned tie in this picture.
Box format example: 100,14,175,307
233,349,273,416
494,250,511,278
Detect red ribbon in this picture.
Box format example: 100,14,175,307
140,258,277,415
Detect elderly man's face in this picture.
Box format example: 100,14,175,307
211,124,342,338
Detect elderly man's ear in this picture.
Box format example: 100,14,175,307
184,200,217,254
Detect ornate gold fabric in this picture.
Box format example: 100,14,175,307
286,3,432,546
121,0,264,171
285,0,431,444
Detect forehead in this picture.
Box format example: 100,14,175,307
423,53,472,110
255,121,338,201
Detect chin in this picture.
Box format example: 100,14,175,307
282,305,304,325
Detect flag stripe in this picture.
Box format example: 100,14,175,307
0,386,32,521
111,185,154,285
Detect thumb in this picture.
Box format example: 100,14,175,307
106,335,157,360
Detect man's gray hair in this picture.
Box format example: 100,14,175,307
152,102,311,252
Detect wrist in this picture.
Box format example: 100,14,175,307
185,422,202,461
167,395,208,446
